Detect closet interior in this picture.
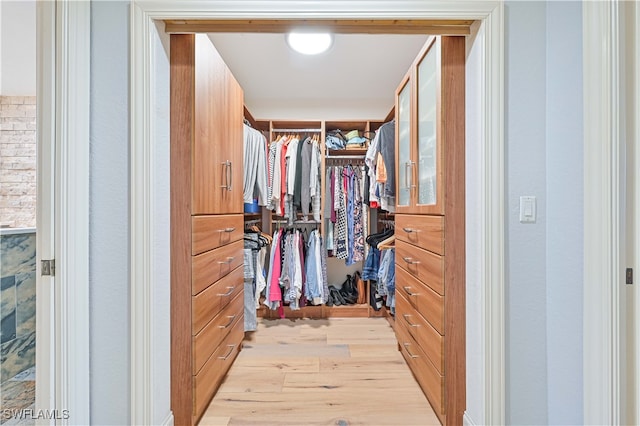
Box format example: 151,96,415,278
170,29,465,426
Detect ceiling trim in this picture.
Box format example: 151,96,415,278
164,19,473,35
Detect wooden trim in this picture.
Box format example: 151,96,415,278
164,19,473,35
170,33,195,426
441,35,466,426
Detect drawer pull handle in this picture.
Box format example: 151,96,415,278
403,343,419,359
218,344,235,361
402,227,420,234
218,256,235,265
403,257,421,265
218,315,236,329
220,227,236,233
221,160,232,190
403,314,419,328
217,286,235,297
403,286,419,297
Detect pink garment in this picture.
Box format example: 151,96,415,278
269,230,283,303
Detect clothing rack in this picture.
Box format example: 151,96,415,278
325,155,366,160
244,219,261,226
379,219,395,228
271,128,322,133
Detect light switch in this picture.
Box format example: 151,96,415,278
519,196,536,223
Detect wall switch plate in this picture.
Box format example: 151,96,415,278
519,196,536,223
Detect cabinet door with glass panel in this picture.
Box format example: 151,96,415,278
395,37,453,215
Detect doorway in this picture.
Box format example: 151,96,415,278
171,16,469,424
130,3,505,425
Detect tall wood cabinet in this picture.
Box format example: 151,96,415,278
171,34,245,425
393,36,466,425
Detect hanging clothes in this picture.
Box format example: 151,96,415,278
243,230,270,331
243,124,269,206
263,227,328,311
365,119,396,212
267,134,322,223
327,164,366,264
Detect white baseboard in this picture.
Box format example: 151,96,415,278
160,412,174,426
463,411,477,426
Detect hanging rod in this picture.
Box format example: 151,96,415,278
272,128,322,133
244,219,261,225
272,219,319,224
325,155,366,160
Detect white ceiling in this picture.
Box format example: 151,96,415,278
208,33,429,121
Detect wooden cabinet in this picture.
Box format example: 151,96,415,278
394,36,465,426
171,33,245,426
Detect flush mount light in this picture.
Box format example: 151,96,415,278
286,32,333,55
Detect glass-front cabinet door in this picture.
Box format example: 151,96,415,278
414,38,443,214
395,75,412,212
394,37,444,215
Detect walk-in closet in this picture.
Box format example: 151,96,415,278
169,21,467,426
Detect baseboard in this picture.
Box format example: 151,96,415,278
161,412,174,426
463,411,476,426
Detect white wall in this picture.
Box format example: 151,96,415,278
0,0,36,95
505,1,584,424
505,2,549,423
89,1,131,423
545,2,583,424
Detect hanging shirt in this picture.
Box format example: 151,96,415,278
243,124,269,205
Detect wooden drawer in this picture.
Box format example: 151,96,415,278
193,313,244,419
395,214,444,255
192,239,243,295
396,290,444,374
193,289,243,374
396,266,444,335
192,214,243,255
395,239,444,296
192,266,243,335
396,320,445,418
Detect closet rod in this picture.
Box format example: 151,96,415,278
325,155,366,160
272,128,322,133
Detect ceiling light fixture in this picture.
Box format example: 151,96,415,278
286,32,333,55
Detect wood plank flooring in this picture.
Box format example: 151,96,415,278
199,317,440,426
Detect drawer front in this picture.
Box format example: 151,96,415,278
395,214,444,255
192,266,243,335
396,290,444,375
396,321,445,417
193,314,244,418
192,239,243,295
192,214,243,255
193,289,243,374
396,266,444,335
396,239,444,296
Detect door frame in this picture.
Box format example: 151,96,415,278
35,0,90,424
130,1,505,425
583,1,640,424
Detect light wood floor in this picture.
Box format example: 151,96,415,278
199,317,440,426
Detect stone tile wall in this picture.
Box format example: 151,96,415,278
0,231,36,384
0,96,36,229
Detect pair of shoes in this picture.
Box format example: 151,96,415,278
339,274,359,305
328,285,346,306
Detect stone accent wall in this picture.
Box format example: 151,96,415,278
0,96,36,229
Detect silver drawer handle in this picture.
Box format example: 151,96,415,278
217,256,234,265
218,315,236,329
403,286,419,297
403,342,419,359
403,314,420,328
218,344,235,360
220,227,236,233
403,257,421,265
402,227,420,234
217,286,235,297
